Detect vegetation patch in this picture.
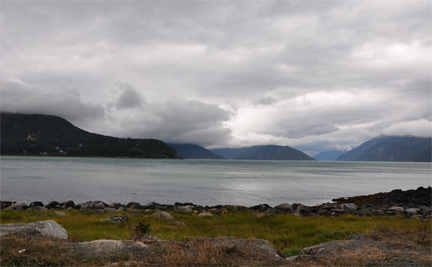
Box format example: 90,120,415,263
1,208,430,265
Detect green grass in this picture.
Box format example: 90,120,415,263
1,209,430,257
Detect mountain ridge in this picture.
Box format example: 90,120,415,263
167,143,225,159
1,112,182,159
336,135,431,162
211,145,315,161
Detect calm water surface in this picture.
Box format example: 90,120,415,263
1,156,431,206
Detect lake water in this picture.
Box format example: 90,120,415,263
1,156,431,207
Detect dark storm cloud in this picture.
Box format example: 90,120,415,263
112,82,146,110
107,98,233,147
1,0,430,152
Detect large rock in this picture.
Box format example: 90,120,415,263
5,203,28,211
71,240,150,259
152,211,174,220
29,201,44,208
274,203,294,213
0,220,68,239
340,203,356,211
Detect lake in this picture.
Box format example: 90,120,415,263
1,156,431,207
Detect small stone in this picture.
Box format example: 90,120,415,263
53,211,66,216
285,256,298,263
103,216,128,224
198,212,213,217
332,209,347,214
411,215,423,219
169,221,187,227
388,206,404,212
152,211,174,220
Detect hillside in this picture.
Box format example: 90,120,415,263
0,113,182,159
313,150,346,161
336,136,431,162
211,145,315,161
167,144,225,159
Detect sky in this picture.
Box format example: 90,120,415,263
1,0,431,156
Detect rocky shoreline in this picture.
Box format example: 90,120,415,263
1,187,431,222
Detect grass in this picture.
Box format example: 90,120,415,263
1,208,430,258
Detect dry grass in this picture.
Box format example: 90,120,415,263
0,234,80,266
286,231,432,267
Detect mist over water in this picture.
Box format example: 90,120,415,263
1,156,431,206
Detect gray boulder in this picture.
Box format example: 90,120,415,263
388,206,404,213
29,201,44,208
152,211,174,220
405,208,420,215
29,206,48,212
0,220,68,239
174,205,193,212
357,208,372,217
340,203,356,212
6,203,28,211
71,240,150,259
274,203,294,213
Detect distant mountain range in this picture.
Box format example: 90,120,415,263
167,144,225,159
211,145,316,161
336,136,431,162
313,150,347,161
0,113,182,159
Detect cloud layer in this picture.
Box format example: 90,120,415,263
1,1,430,155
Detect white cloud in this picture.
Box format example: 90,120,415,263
381,119,432,137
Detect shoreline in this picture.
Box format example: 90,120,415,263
2,187,431,220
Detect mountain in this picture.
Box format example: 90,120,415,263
167,144,225,159
313,150,347,161
0,113,182,159
336,136,431,162
211,145,316,161
405,146,431,162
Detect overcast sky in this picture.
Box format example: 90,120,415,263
1,0,431,155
